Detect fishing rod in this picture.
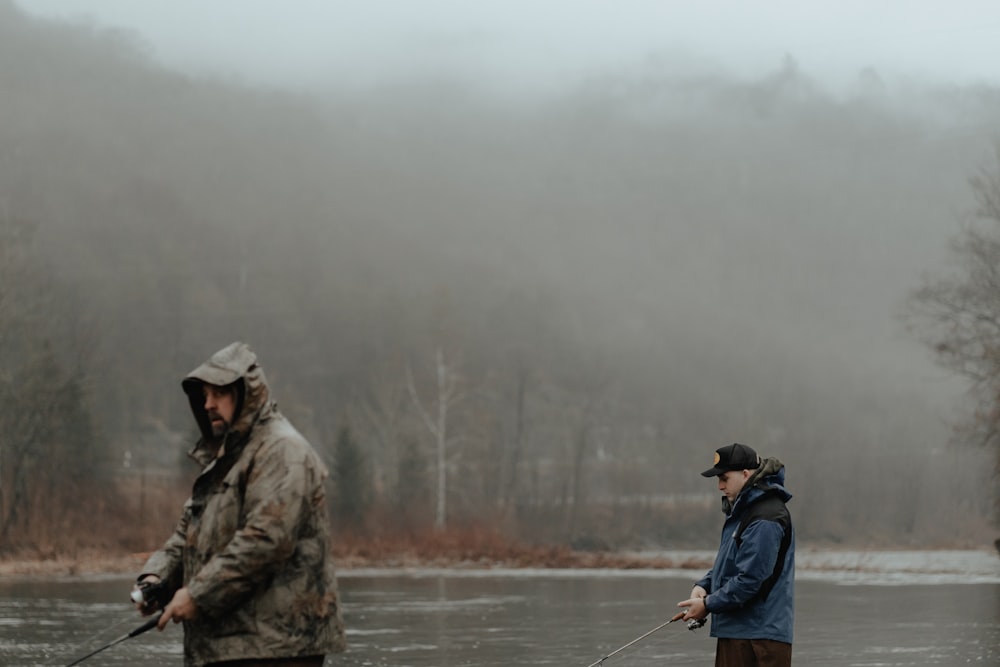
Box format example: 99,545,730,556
63,612,163,667
585,611,706,667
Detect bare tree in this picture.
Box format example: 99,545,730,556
0,213,105,548
406,347,465,529
355,357,409,500
500,360,531,514
907,145,1000,469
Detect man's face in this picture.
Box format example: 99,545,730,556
203,383,236,438
717,469,751,503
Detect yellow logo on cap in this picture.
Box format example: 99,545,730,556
713,452,721,465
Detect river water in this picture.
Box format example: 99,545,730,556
1,550,997,666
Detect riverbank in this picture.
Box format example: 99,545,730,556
0,546,710,578
1,541,998,579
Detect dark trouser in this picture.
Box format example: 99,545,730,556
205,657,325,667
716,638,792,667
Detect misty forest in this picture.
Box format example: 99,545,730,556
2,1,999,559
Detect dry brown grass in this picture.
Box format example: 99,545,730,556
0,527,710,576
0,549,149,577
331,526,711,570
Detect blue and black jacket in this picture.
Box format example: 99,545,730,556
695,458,794,644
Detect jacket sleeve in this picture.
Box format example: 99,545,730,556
185,436,314,616
694,570,713,593
708,519,783,611
139,498,192,588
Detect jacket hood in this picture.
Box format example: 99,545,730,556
723,456,792,515
181,342,272,463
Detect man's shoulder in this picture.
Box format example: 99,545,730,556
737,492,791,539
255,412,302,438
748,491,789,516
249,416,325,467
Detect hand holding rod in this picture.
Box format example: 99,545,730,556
64,612,164,667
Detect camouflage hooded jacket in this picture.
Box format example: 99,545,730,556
140,342,346,667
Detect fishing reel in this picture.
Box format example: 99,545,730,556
687,617,707,631
130,578,172,611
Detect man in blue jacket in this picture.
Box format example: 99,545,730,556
678,443,794,667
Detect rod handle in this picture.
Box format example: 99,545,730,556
129,612,164,638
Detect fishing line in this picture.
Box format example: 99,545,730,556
612,637,688,666
39,613,132,667
592,617,706,667
604,630,685,665
47,612,163,667
585,612,706,667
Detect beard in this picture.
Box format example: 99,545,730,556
207,411,229,438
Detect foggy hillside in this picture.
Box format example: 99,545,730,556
1,1,997,547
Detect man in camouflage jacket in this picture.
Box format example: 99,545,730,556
135,342,346,667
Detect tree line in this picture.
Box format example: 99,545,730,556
1,1,997,555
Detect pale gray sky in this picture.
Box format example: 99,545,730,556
16,0,1000,93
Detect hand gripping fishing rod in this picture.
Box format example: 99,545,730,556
63,612,163,667
585,610,706,667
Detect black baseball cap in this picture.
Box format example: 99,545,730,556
701,443,761,477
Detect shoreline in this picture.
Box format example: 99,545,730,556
1,545,997,579
0,550,711,579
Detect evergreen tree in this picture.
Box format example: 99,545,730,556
394,436,430,532
333,424,370,532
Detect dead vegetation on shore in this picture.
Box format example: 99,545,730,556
0,551,149,578
331,531,712,570
0,529,713,577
